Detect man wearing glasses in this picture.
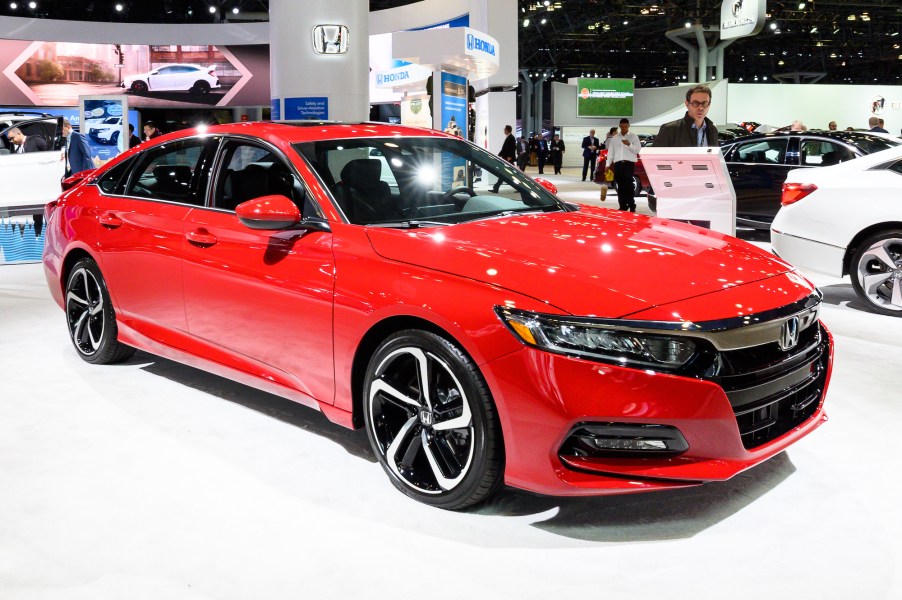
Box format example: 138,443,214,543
6,127,48,153
654,85,719,147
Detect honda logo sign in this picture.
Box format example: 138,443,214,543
778,316,801,351
312,25,349,55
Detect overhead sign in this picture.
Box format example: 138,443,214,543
374,64,431,90
720,0,767,41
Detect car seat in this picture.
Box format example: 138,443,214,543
333,158,397,223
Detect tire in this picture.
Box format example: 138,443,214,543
191,81,211,95
110,131,119,145
632,175,642,196
850,230,902,316
65,258,136,364
647,194,657,213
363,330,504,510
130,81,148,94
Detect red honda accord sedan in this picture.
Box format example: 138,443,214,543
43,122,832,509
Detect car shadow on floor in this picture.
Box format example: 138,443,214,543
130,351,376,462
127,350,797,543
818,282,881,315
477,452,795,541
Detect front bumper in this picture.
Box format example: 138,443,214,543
482,322,832,496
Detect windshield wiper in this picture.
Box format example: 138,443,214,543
370,220,451,229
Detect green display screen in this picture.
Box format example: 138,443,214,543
576,78,634,117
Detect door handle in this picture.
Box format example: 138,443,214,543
98,214,122,229
187,229,218,247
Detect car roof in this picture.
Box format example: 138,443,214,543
724,129,901,147
163,121,452,144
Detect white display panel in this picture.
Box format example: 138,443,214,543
640,146,737,236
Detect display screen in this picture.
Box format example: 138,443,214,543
576,78,634,117
0,40,269,108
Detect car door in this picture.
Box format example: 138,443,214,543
0,116,65,208
182,137,336,404
91,136,216,345
148,66,176,91
724,136,790,225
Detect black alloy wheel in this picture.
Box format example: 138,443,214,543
65,258,135,364
363,330,504,509
130,81,148,94
191,81,211,95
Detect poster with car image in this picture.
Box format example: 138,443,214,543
0,40,268,108
79,95,128,169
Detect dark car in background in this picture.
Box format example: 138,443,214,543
721,130,900,229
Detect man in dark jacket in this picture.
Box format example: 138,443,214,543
7,127,47,153
491,125,517,192
654,85,719,147
580,129,600,181
61,118,94,176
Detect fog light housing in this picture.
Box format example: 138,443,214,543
560,423,689,459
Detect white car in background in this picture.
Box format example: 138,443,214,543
0,114,65,209
84,116,123,145
122,63,220,95
771,144,902,316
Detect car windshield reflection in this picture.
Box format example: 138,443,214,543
292,136,563,226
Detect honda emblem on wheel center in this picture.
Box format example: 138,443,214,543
419,409,434,426
779,316,801,351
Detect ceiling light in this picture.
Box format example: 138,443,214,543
770,23,777,30
541,18,547,24
543,0,550,6
685,22,691,28
209,5,216,13
115,3,123,11
523,18,530,27
232,7,239,14
28,0,35,8
623,20,629,25
9,1,17,8
798,2,805,9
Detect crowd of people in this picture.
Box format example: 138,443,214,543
493,82,896,212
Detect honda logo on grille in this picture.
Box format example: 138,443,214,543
312,25,349,54
779,316,800,351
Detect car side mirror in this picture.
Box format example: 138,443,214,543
236,194,301,230
534,177,558,195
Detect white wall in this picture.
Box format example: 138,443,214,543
726,83,900,134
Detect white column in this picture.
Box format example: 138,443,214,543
270,0,369,122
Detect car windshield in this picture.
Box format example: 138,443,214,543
848,133,901,154
292,136,564,226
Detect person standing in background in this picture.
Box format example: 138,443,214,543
143,121,163,141
61,119,94,176
654,85,719,147
868,116,888,133
827,121,838,131
549,134,565,174
605,118,641,212
580,128,600,181
516,136,529,170
535,134,548,174
128,124,142,148
491,125,517,193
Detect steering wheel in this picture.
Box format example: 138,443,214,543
441,186,476,203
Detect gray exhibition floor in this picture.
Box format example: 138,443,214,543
2,172,901,599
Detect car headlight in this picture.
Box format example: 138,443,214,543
495,307,700,371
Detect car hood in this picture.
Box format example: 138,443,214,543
365,208,795,318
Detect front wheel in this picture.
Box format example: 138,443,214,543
130,80,148,94
850,230,902,316
363,330,504,509
65,258,135,364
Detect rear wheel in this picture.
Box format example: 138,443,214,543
65,258,135,364
191,81,211,95
130,80,148,94
363,330,504,509
850,230,902,316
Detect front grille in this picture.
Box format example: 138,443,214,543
707,323,829,450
